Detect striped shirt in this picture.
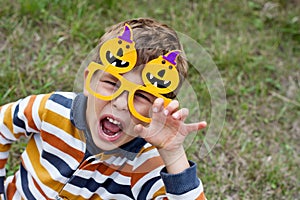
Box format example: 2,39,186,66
0,92,205,199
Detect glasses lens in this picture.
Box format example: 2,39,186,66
88,69,121,100
131,89,156,120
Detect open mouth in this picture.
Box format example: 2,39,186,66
146,72,171,88
99,116,123,141
106,51,129,68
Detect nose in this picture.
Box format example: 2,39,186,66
158,69,166,78
117,48,123,57
112,92,128,111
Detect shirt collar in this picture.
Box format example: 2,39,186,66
71,93,146,160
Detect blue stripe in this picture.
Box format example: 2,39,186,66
13,104,26,129
70,176,134,198
13,104,32,136
137,176,161,200
0,176,5,193
20,164,36,199
49,93,73,109
41,150,74,178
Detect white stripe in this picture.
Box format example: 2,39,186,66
131,166,163,196
46,100,71,119
130,148,160,170
0,123,16,141
104,155,128,166
76,169,131,185
21,146,57,198
63,184,132,200
146,179,166,199
0,151,8,159
55,92,77,99
42,140,79,170
166,181,203,200
0,135,12,145
42,122,85,152
17,97,37,133
15,170,26,199
27,172,47,200
12,191,22,200
34,135,72,183
0,168,6,176
31,94,44,130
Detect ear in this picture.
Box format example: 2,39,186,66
83,68,89,96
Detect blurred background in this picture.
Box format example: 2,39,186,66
0,0,299,199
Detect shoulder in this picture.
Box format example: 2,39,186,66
42,91,77,120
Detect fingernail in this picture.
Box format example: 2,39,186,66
172,112,179,119
153,107,159,113
163,109,169,116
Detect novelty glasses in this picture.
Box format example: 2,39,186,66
85,61,174,123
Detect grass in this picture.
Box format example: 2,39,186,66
0,0,299,199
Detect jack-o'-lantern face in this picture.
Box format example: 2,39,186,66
142,50,180,94
99,24,137,73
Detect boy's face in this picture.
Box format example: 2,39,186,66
84,65,156,151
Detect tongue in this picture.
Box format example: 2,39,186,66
102,119,121,135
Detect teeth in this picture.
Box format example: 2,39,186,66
154,81,158,87
112,61,117,66
164,80,170,85
150,74,153,79
107,117,121,126
121,61,126,65
109,52,113,59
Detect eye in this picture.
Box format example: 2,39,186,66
134,91,154,103
118,40,122,44
162,60,166,64
169,65,173,69
126,45,130,49
103,80,117,86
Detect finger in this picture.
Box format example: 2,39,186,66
172,108,189,121
134,124,147,138
185,121,207,133
163,100,179,116
152,98,164,114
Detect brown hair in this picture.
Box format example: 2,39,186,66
93,18,188,98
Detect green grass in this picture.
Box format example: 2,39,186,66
1,0,299,199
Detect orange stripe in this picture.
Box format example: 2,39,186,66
2,103,26,138
131,156,163,187
58,189,103,200
196,192,206,200
3,104,14,135
6,176,17,200
0,143,11,151
26,137,65,192
24,96,38,131
152,186,166,198
41,130,84,162
32,176,48,198
43,110,82,140
0,158,8,168
38,93,52,120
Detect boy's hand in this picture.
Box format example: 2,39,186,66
134,98,206,173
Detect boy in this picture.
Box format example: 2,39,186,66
0,18,207,199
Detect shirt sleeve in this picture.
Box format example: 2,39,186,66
160,161,206,200
0,94,50,193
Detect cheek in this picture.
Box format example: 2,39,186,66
87,96,106,117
